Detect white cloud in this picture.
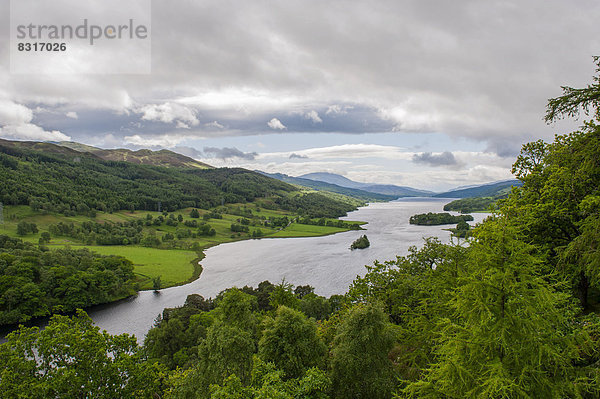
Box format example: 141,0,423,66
267,118,287,130
259,144,410,160
326,105,353,115
65,111,78,119
0,124,70,142
205,120,225,129
0,101,33,126
124,134,189,148
139,102,199,128
304,110,322,123
0,100,70,142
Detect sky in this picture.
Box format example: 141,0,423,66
0,0,599,191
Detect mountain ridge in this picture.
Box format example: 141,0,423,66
298,172,433,197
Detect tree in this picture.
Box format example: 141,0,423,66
258,306,326,380
545,56,600,123
153,275,162,291
190,208,200,218
403,219,578,398
0,310,162,398
269,280,300,310
331,303,395,399
199,321,255,386
39,231,51,244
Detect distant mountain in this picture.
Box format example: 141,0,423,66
298,172,433,197
434,180,523,198
56,142,212,169
258,172,398,202
299,172,368,189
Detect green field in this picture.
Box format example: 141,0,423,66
67,245,198,290
0,204,366,290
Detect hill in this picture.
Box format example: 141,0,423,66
433,179,522,198
56,141,212,169
298,172,433,197
258,172,398,202
0,139,358,218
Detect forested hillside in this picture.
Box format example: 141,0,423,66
0,141,356,218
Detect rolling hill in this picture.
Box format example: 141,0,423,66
298,172,433,197
56,141,212,169
433,179,523,198
258,172,398,202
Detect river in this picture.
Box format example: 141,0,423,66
88,198,490,341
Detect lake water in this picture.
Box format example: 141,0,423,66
88,198,489,341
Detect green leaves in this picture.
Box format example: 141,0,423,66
0,310,162,399
404,219,578,398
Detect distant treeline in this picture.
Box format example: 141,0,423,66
409,212,474,225
297,216,361,230
443,196,500,213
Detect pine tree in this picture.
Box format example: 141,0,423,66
403,218,578,398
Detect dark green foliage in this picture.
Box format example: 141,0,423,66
38,231,51,244
144,294,215,369
350,234,370,250
274,192,357,218
153,275,162,291
545,55,600,123
240,280,275,311
409,212,473,225
451,220,471,238
203,211,223,220
443,196,499,213
267,216,289,228
16,221,37,236
258,306,326,379
189,208,200,218
230,223,249,233
403,219,578,398
49,220,144,245
198,223,216,236
331,304,396,399
297,217,361,230
0,144,296,215
269,280,301,310
506,122,600,307
0,235,136,325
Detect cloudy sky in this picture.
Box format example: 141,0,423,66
1,0,599,191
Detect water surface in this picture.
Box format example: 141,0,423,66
88,198,489,340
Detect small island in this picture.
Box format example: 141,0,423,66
350,234,370,250
409,212,474,226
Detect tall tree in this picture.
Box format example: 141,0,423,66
331,303,396,399
403,219,578,398
258,306,326,379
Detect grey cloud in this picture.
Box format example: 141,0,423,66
171,146,204,159
1,0,597,148
412,151,458,167
289,153,309,159
484,140,525,158
203,146,257,160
